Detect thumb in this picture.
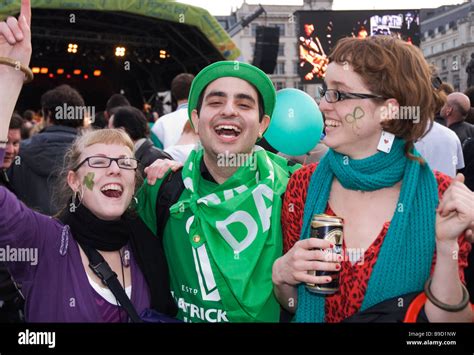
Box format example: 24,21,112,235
454,173,465,184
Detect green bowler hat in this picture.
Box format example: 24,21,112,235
187,61,276,121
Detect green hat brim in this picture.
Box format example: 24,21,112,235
187,61,276,123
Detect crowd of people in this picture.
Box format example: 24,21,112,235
0,0,473,323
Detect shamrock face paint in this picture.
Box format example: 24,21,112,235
83,172,95,191
344,106,364,133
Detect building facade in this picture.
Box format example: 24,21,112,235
218,1,474,96
223,0,333,98
420,1,474,92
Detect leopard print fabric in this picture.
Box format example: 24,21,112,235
281,164,471,322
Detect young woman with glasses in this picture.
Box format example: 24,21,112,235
273,36,474,322
0,1,176,322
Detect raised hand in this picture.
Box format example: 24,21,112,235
0,0,32,70
436,173,474,244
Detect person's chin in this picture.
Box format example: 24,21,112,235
2,159,12,169
322,134,338,149
96,197,128,216
94,207,125,221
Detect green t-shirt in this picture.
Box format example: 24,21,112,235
137,148,299,322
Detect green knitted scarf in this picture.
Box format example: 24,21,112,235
295,138,439,322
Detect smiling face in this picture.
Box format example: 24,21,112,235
3,128,21,169
191,77,270,161
320,62,388,159
67,143,136,221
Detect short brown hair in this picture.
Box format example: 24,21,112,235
329,36,444,159
171,73,195,101
41,84,85,128
9,113,24,130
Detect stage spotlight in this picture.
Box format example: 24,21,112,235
40,67,48,74
73,69,81,75
48,73,54,78
115,46,126,57
32,67,40,74
84,74,89,80
93,70,102,77
67,43,78,54
159,49,166,59
57,69,64,74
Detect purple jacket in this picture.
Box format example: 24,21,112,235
0,149,150,322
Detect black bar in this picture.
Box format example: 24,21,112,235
0,323,473,353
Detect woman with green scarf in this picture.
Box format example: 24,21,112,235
273,36,474,323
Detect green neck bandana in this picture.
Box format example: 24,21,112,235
170,146,296,321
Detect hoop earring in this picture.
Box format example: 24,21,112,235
128,196,138,211
69,185,84,212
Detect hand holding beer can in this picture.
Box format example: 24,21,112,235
306,214,343,294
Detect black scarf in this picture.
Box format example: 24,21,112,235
59,204,177,316
60,203,129,251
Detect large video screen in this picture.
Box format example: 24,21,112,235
296,10,420,84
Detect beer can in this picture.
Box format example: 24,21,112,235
306,214,344,294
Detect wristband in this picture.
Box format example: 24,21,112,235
0,57,34,83
424,277,470,312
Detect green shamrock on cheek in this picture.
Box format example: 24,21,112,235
83,172,95,191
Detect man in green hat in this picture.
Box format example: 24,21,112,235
137,61,298,322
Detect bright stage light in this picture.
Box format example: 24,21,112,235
40,67,48,74
93,70,102,77
115,46,126,57
67,43,78,54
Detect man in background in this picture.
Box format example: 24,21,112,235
151,73,194,149
9,84,85,215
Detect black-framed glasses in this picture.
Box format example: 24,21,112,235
318,87,388,103
73,156,139,171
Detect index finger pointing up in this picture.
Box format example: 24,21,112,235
20,0,31,26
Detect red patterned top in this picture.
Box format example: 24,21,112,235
281,163,471,323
